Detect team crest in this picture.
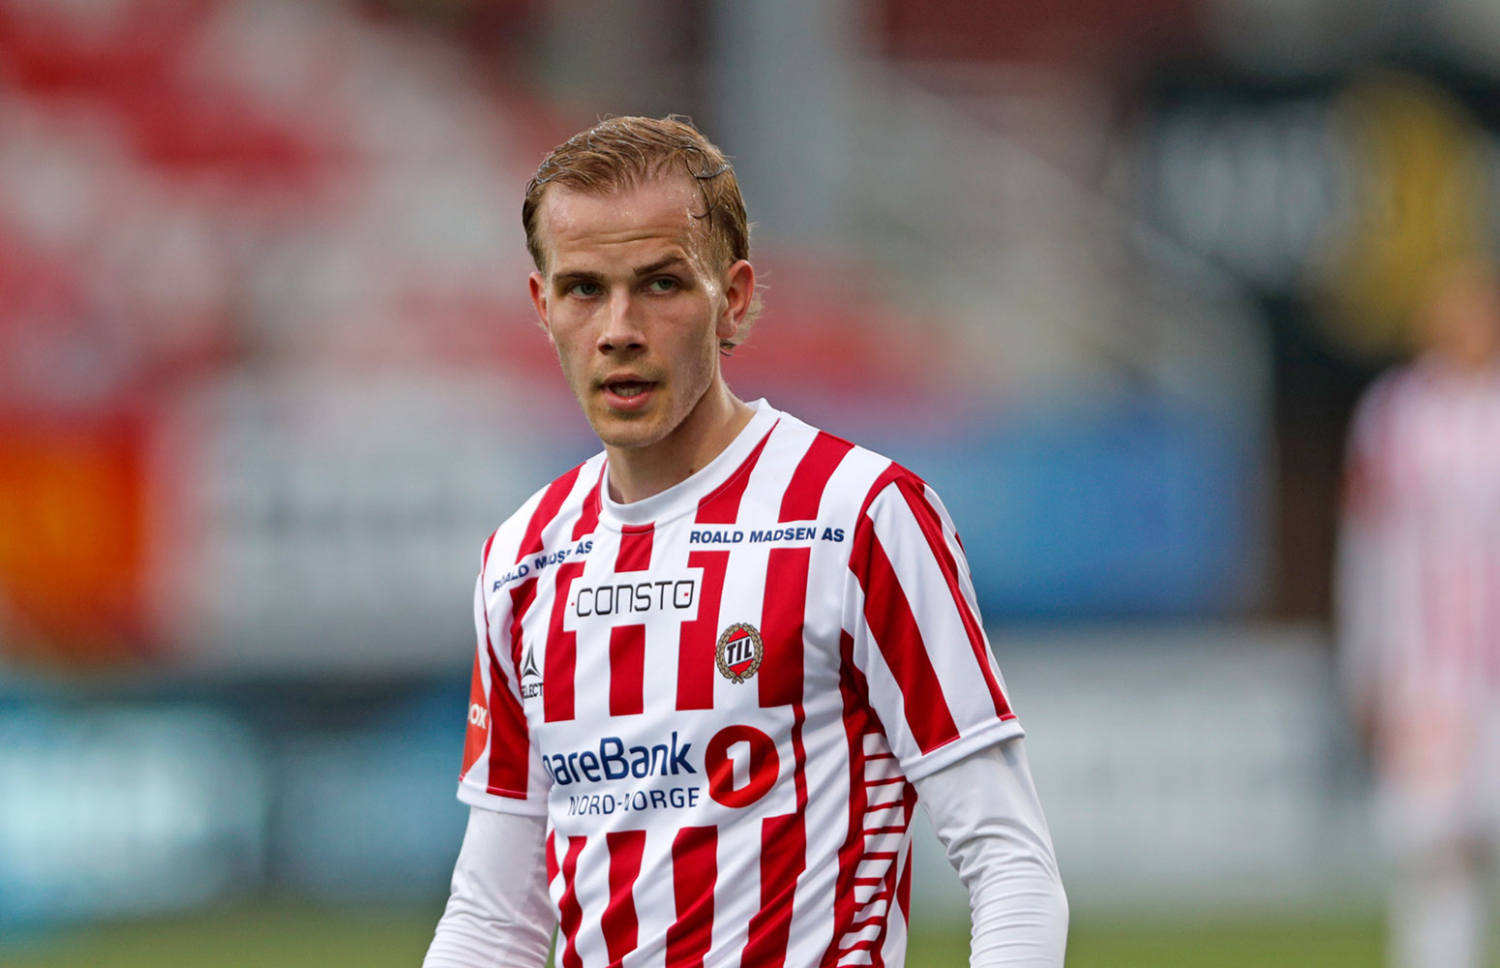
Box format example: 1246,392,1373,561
715,623,763,684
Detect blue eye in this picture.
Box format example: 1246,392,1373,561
570,281,602,297
648,277,678,293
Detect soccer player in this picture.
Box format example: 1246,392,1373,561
1337,259,1500,968
424,116,1068,968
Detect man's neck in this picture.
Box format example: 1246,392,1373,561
605,383,755,505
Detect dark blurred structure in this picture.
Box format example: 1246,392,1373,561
2,0,1500,947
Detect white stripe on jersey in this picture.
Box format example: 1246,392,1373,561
458,400,1023,968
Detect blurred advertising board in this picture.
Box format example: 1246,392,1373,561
0,703,264,928
139,365,579,675
1136,65,1500,360
0,363,585,674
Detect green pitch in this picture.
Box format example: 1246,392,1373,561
0,901,1385,967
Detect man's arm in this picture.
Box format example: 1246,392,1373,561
424,806,554,968
913,737,1068,968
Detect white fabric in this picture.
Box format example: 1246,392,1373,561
428,737,1067,967
423,807,553,968
915,738,1068,968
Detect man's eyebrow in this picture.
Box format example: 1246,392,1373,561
633,255,688,277
552,268,603,288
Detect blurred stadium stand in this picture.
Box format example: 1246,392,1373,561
1,0,1499,958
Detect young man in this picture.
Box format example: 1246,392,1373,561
425,116,1067,968
1338,260,1500,968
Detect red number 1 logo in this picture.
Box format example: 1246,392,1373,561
704,725,779,808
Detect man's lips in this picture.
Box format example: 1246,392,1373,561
599,377,659,411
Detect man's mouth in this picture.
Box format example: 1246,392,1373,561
600,377,658,410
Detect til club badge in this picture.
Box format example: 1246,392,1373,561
715,623,763,683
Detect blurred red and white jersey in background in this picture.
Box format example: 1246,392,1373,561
458,400,1020,968
1339,359,1500,739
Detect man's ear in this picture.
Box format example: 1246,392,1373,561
718,259,756,342
529,271,554,345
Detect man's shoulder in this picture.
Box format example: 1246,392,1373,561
480,452,607,569
762,407,919,520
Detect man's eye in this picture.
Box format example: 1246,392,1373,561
647,277,678,293
569,282,601,297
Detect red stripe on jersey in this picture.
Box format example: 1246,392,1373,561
518,464,583,563
850,521,962,753
893,475,1013,719
666,826,718,968
896,850,913,924
779,432,855,522
509,578,538,673
558,836,586,968
677,550,729,710
760,546,810,707
743,702,809,968
546,831,559,884
611,525,652,715
695,422,777,524
572,468,604,540
743,812,807,967
791,702,810,808
460,650,488,777
616,524,655,572
484,646,531,798
609,624,646,716
545,562,585,722
603,830,646,968
856,464,903,524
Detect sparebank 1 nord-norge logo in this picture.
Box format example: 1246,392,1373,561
716,622,763,683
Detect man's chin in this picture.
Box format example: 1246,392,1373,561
589,411,669,450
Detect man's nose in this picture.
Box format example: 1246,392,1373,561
597,291,645,353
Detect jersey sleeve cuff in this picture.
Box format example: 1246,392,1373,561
457,781,549,816
899,717,1025,783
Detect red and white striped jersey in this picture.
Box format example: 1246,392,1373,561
1339,360,1500,710
458,400,1020,968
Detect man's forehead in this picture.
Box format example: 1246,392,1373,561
536,175,712,263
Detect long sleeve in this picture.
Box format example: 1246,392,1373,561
913,737,1068,968
423,806,555,968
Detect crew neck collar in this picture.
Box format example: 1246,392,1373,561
597,399,779,529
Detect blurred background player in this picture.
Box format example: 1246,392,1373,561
1337,258,1500,968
